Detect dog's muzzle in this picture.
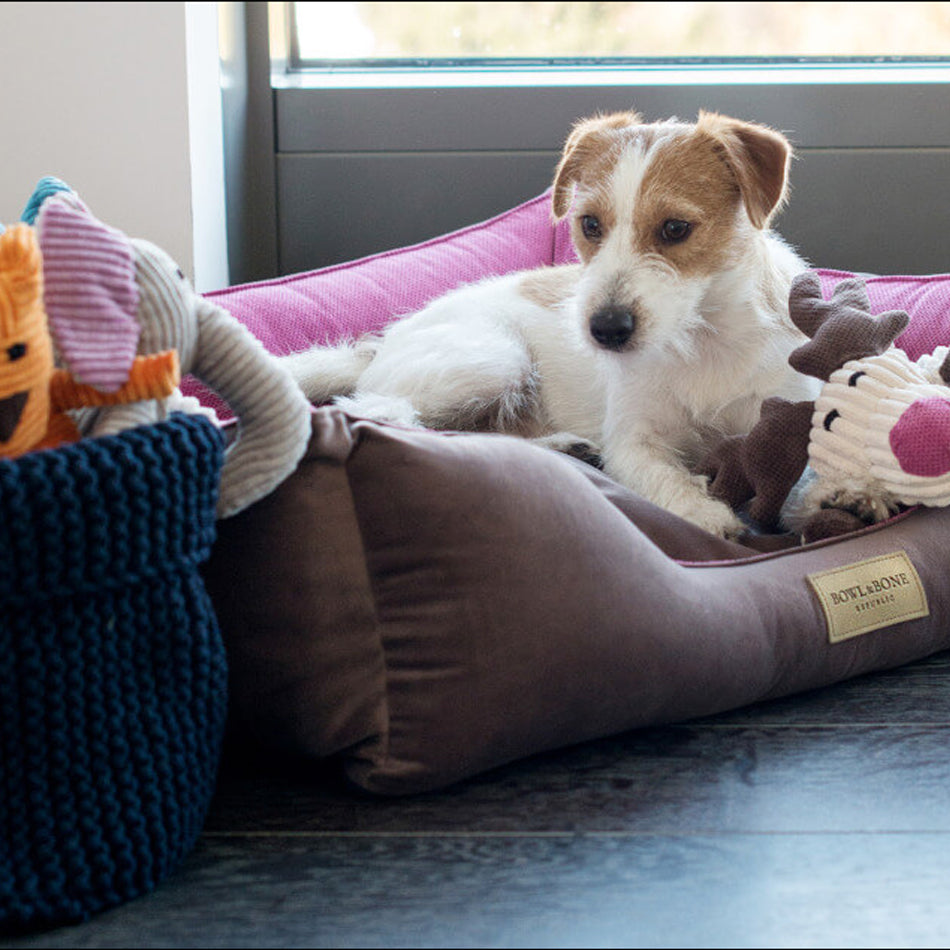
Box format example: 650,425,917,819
589,305,636,351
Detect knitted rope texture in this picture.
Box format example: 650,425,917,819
0,414,227,932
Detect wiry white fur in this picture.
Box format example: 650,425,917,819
593,235,815,534
281,113,819,538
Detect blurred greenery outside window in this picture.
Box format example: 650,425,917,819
286,1,950,74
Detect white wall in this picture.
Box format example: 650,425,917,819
0,1,228,291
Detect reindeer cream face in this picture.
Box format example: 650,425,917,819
810,348,950,504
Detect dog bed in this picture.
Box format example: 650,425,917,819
200,193,950,796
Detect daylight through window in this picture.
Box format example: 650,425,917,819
290,1,950,66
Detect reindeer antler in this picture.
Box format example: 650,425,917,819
788,273,910,381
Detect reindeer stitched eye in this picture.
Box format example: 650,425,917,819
580,215,603,241
823,409,841,431
660,219,692,244
848,371,867,387
6,343,26,361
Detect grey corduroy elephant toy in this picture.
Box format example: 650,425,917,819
23,178,311,518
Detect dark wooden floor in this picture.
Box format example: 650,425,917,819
6,650,950,949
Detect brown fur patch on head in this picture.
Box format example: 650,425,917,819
551,111,642,219
551,110,792,277
695,111,792,229
635,126,750,276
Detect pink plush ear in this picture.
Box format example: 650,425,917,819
36,198,140,392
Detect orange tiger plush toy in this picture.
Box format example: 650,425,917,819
0,223,179,459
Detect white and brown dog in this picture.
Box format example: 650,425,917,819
282,109,819,537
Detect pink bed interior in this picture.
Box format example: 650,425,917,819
186,191,950,416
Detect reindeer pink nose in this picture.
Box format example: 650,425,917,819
890,397,950,476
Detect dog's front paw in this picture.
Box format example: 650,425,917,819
795,477,900,529
674,490,747,540
820,488,899,525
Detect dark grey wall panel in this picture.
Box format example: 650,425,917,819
277,148,950,277
276,82,950,153
262,76,950,282
277,152,560,274
780,149,950,275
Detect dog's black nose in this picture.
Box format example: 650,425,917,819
589,306,636,351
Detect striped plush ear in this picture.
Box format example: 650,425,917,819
36,197,141,392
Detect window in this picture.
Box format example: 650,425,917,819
239,2,950,282
289,2,950,71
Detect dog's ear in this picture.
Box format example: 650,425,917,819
551,111,642,219
697,111,792,229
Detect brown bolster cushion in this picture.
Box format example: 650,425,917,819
203,407,950,795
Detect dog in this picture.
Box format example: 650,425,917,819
281,109,819,538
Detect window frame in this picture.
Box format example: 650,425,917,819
222,3,950,283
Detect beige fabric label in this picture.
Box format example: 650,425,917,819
807,551,929,644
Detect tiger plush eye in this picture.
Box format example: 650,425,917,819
6,343,27,361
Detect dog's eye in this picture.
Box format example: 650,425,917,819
660,219,692,244
6,343,26,362
823,409,841,431
848,371,867,387
580,215,603,241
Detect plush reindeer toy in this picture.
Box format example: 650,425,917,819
702,273,950,542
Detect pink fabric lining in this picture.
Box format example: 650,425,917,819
817,268,950,362
208,227,950,367
189,206,950,431
186,190,575,417
203,190,575,357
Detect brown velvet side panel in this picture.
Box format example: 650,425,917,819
566,459,798,559
338,419,773,793
203,410,388,761
337,417,950,794
690,507,950,709
207,409,950,796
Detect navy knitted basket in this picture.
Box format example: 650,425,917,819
0,414,227,932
